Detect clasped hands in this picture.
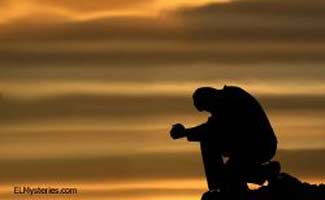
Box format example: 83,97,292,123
170,123,186,140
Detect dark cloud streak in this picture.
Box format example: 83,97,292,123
1,94,325,123
2,45,325,66
0,149,324,183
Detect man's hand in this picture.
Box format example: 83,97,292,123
170,123,186,140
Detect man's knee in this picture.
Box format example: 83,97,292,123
245,160,281,185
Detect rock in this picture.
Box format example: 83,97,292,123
201,173,325,200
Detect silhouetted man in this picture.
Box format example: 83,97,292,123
170,86,280,199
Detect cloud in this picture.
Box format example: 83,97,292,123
1,65,325,87
178,0,325,18
1,94,325,123
0,95,191,123
2,0,325,41
1,0,325,66
0,149,324,183
2,42,325,66
176,0,325,43
36,0,154,12
276,149,325,180
1,92,324,157
260,95,325,111
0,0,156,25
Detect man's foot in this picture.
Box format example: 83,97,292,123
201,184,249,200
201,189,224,200
247,161,281,185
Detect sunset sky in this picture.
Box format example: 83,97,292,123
1,0,325,199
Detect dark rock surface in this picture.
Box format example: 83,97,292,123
201,173,325,200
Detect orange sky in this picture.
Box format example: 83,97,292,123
0,0,324,200
0,0,228,23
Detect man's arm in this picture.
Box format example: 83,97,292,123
185,123,209,141
170,122,209,142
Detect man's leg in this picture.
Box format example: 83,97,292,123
223,157,251,199
200,141,225,190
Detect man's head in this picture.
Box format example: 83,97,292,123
192,87,221,112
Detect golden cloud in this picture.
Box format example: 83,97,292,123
36,0,154,12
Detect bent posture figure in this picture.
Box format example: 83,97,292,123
170,86,280,198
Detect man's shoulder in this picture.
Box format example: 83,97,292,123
222,85,258,106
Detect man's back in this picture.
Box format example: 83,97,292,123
209,86,277,161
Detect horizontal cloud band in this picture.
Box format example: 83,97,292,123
0,149,324,183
